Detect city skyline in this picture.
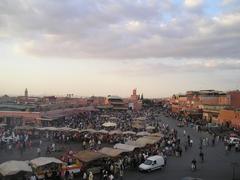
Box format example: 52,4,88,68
0,0,240,97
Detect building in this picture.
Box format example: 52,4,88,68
0,111,41,126
104,95,127,110
199,90,231,122
25,88,28,98
228,90,240,109
218,110,240,129
128,89,142,111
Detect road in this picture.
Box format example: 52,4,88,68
125,113,240,180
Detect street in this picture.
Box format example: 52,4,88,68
125,113,240,180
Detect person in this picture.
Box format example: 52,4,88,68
119,169,123,180
190,139,193,147
64,170,70,180
37,147,41,157
191,158,197,171
88,171,93,180
69,172,74,180
30,174,37,180
199,151,204,162
82,172,87,180
109,174,114,180
235,143,239,152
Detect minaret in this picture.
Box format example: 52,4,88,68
25,88,28,98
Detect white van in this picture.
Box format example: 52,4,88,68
228,137,240,145
139,155,165,172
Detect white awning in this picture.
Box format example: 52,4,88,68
0,160,32,176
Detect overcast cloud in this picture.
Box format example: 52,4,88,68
0,0,239,60
0,0,240,97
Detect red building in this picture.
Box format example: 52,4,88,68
228,90,240,109
218,110,240,129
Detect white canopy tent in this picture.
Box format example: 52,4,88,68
30,157,63,167
102,122,117,127
122,131,136,135
98,129,109,134
109,130,122,135
0,160,32,176
136,131,150,136
113,143,137,152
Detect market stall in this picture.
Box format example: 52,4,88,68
30,157,63,179
98,147,125,158
109,129,122,135
0,160,32,180
113,143,138,152
102,122,117,128
73,150,107,174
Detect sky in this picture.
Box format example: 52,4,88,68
0,0,240,98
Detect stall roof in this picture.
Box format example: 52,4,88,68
109,129,122,135
79,129,97,133
98,129,109,134
136,131,150,136
113,143,137,152
74,151,106,163
98,147,125,157
0,160,32,176
149,132,164,137
135,136,161,145
122,131,136,135
134,117,146,121
14,126,35,130
37,127,58,131
30,157,63,167
125,140,146,147
146,126,155,130
102,122,117,127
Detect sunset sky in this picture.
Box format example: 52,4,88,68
0,0,240,98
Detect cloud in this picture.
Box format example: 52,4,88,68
0,0,239,60
184,0,203,8
104,58,240,78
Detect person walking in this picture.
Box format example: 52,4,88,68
37,147,41,157
88,171,93,180
199,151,204,162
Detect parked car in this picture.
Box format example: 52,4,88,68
139,155,165,172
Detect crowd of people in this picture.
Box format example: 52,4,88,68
0,105,239,180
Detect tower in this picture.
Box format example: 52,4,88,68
25,88,28,98
133,88,137,96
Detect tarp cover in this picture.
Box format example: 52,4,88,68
102,122,117,127
0,160,32,176
98,147,125,157
74,151,106,163
30,157,63,167
113,143,137,151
